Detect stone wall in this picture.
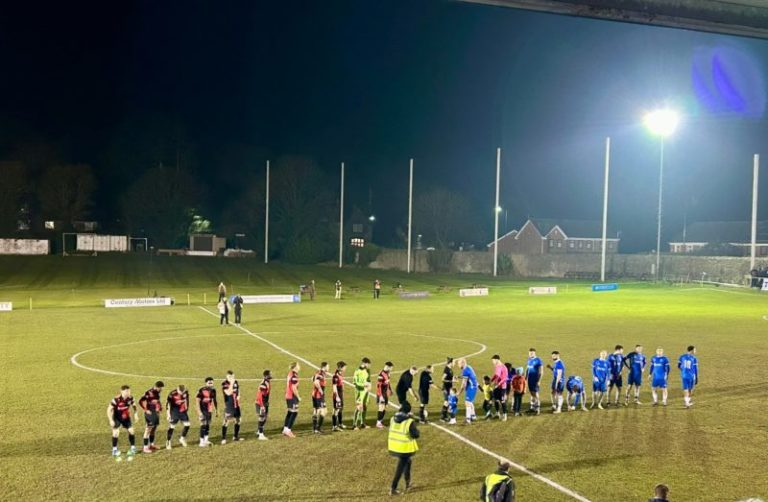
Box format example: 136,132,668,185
369,247,764,284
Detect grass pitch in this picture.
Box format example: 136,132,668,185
1,256,767,501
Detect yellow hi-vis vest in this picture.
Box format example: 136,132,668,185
484,473,512,502
388,418,418,454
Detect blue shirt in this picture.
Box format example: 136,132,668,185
678,354,698,379
526,357,542,379
551,359,565,383
592,358,610,382
608,353,624,376
650,356,670,379
462,366,478,390
567,375,583,392
626,352,646,375
447,394,458,412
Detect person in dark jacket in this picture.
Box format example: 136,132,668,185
388,401,420,496
232,295,243,325
480,462,515,501
649,484,669,502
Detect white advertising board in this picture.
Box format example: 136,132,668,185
459,288,489,297
240,294,301,304
105,297,173,308
187,250,216,257
0,239,49,255
77,234,129,252
529,286,557,295
762,280,768,292
0,302,12,311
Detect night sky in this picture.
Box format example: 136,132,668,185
2,0,767,251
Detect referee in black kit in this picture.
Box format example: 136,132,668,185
396,366,419,405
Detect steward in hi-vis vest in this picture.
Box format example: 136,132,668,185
387,402,420,496
480,462,516,502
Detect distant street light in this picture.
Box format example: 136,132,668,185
368,215,376,222
644,109,680,281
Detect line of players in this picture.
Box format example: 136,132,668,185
106,345,699,457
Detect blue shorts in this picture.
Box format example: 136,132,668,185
551,380,564,393
628,372,642,386
465,387,477,402
681,377,695,391
651,378,667,389
593,380,607,392
527,377,540,393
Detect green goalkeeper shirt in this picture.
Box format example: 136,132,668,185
353,367,370,391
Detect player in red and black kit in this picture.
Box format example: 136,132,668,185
311,362,329,434
138,381,164,453
282,362,301,438
331,361,347,432
107,385,138,459
221,370,243,444
165,384,190,449
255,369,272,440
196,377,218,447
376,361,394,429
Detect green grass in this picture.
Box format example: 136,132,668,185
1,256,767,501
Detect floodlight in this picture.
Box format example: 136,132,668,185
643,109,679,137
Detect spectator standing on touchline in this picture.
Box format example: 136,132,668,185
218,282,226,301
335,280,342,300
218,298,229,325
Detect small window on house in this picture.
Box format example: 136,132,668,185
549,240,554,247
350,237,365,248
568,241,574,248
578,241,583,248
352,224,363,233
557,241,562,248
587,242,592,248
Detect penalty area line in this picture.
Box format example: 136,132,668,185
196,306,592,502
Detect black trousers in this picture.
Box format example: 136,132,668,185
234,311,241,324
391,453,413,491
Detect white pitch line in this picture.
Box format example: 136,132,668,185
197,306,592,502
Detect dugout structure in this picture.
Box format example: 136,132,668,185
62,233,147,255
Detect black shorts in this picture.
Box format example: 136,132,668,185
442,384,452,398
112,417,132,430
224,404,241,419
396,391,408,404
333,395,344,410
492,387,506,401
286,397,299,409
144,411,160,427
170,411,190,424
255,404,269,418
200,411,212,424
609,375,623,388
312,397,326,409
377,395,389,406
419,390,430,405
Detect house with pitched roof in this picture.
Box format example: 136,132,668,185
668,221,768,256
487,218,620,255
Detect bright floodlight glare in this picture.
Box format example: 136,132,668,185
643,109,680,137
495,206,502,212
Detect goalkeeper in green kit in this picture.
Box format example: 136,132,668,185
352,357,372,429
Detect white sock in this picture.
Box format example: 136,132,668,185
557,395,563,411
652,390,658,403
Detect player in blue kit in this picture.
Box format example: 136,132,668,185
457,358,478,424
678,345,699,408
649,348,671,406
566,375,587,411
591,350,610,410
546,351,566,414
607,345,625,406
624,345,646,405
524,349,543,415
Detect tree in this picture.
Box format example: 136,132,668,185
270,156,336,263
0,162,28,233
121,164,204,247
413,188,475,249
37,164,96,226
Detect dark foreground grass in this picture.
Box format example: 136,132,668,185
1,257,768,501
